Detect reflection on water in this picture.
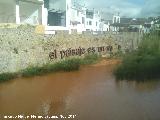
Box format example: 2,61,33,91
116,80,160,92
0,62,160,120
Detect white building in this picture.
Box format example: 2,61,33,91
112,14,120,24
43,0,71,34
101,22,110,32
110,13,121,32
68,0,86,34
0,0,107,34
0,0,43,25
85,9,101,32
0,0,70,33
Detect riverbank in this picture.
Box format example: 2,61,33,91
0,53,122,83
0,54,100,82
114,31,160,80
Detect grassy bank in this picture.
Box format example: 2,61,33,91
0,73,18,82
114,31,160,80
0,54,100,82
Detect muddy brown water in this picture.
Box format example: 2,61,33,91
0,60,160,120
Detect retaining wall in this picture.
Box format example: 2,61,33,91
0,25,142,73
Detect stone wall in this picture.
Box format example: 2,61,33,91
0,25,142,73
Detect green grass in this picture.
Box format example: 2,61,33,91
21,58,81,77
114,31,160,80
0,73,18,83
80,54,100,65
0,54,100,82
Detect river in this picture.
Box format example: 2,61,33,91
0,59,160,120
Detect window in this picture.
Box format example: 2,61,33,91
44,0,49,9
77,11,79,17
89,21,92,25
82,17,85,24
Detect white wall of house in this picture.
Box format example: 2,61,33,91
111,14,121,32
85,10,101,32
19,1,41,25
92,12,101,31
42,5,48,26
102,22,110,31
110,26,119,32
0,0,43,25
113,15,120,23
85,18,93,31
0,0,16,23
70,9,86,33
67,0,86,34
66,0,71,29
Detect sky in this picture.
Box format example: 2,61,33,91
85,0,160,19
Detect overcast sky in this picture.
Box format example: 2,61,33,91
85,0,160,19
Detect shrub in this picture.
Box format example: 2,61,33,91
114,31,160,80
20,54,99,78
21,58,81,77
0,73,17,82
80,54,100,65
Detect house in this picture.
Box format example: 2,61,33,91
110,13,120,32
85,9,101,32
153,16,160,31
44,0,87,34
112,13,120,24
111,17,146,32
129,18,145,32
0,0,88,34
69,0,86,34
0,0,108,34
143,23,152,33
43,0,71,34
100,19,111,32
0,0,44,25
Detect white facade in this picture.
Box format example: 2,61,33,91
0,0,43,25
86,18,93,31
113,15,120,24
69,0,86,34
111,13,121,32
85,10,102,32
101,22,110,32
92,11,101,31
